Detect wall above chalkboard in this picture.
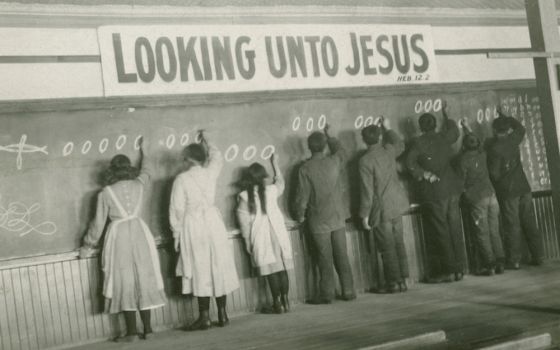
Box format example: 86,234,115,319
0,81,548,261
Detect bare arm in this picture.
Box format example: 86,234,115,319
79,192,109,258
441,101,460,144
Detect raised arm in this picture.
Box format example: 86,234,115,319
137,136,151,185
271,153,285,196
324,123,346,163
441,101,460,144
380,117,404,156
79,191,109,258
507,115,526,145
199,131,223,175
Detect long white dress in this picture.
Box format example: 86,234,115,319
169,145,240,296
237,183,294,276
82,165,165,313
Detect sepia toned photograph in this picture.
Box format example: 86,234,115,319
0,1,559,349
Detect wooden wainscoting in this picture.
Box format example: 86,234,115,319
0,193,557,350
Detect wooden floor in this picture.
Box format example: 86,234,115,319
66,263,560,350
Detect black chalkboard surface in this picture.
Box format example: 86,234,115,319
0,86,549,260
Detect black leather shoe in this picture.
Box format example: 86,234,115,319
217,308,230,327
188,314,212,331
280,294,290,313
425,274,454,283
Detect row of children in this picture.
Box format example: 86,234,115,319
78,100,544,342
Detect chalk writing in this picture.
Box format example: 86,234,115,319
0,195,57,237
0,134,48,170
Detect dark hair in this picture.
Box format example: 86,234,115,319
102,154,139,186
462,134,480,151
419,113,437,133
308,132,327,153
241,162,269,214
492,116,510,134
361,125,382,145
183,143,207,163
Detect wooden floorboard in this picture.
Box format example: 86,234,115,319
66,263,560,350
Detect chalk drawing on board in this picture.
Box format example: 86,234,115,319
0,134,49,170
261,145,275,160
225,144,239,162
0,195,57,237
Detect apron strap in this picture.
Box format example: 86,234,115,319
106,186,129,218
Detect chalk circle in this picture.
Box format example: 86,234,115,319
166,134,176,149
424,99,433,113
433,99,442,112
292,116,301,131
99,138,109,154
180,133,190,146
62,142,74,157
225,144,239,162
243,145,257,161
493,107,499,119
485,108,491,122
374,116,382,126
134,135,143,150
261,145,275,160
306,117,314,131
354,115,364,129
364,116,374,127
116,135,127,150
414,100,423,114
477,109,484,124
318,114,327,130
81,140,92,154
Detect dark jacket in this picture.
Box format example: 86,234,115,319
359,129,408,226
406,117,463,202
295,136,347,233
486,116,531,199
458,149,495,204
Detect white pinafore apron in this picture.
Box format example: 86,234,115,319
102,185,164,299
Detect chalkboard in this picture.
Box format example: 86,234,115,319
0,85,549,260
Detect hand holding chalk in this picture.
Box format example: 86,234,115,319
323,123,331,137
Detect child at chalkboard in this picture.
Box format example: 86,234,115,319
79,137,165,342
457,118,505,275
169,131,239,330
237,154,293,314
486,111,544,269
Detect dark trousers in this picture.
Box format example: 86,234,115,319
467,194,504,268
372,217,409,285
310,228,355,301
498,193,544,264
424,195,467,275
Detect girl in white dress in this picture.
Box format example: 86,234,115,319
80,138,165,342
170,131,239,330
237,154,294,314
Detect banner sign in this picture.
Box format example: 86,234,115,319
97,25,439,97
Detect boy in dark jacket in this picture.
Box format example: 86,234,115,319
457,118,505,275
486,112,544,269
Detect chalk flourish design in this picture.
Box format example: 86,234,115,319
0,195,57,237
0,134,48,170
